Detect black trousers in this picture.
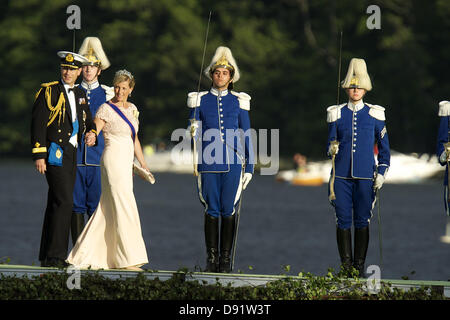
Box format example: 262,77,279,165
39,144,77,262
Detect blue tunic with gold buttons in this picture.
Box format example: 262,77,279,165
327,101,390,229
188,88,254,218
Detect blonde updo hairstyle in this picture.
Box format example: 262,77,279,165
113,69,135,89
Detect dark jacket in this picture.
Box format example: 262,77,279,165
31,80,96,161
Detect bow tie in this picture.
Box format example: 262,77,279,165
68,87,75,93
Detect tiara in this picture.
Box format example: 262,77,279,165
115,69,134,80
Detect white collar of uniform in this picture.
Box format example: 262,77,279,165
81,80,99,90
347,100,365,112
210,87,228,97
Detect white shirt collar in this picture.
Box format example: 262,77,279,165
347,100,365,112
81,80,99,90
210,87,228,97
61,79,75,91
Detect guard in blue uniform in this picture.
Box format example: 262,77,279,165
188,46,254,273
326,58,390,276
71,37,113,245
436,100,450,215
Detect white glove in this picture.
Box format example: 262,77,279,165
440,151,447,164
373,174,385,191
328,142,339,156
242,173,252,190
441,142,450,164
189,120,199,138
440,150,450,164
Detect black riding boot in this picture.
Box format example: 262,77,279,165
353,226,370,278
336,227,353,276
219,215,235,273
71,212,85,246
204,214,219,272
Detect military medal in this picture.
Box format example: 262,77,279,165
82,110,87,134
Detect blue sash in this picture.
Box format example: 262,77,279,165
72,119,79,138
107,102,136,142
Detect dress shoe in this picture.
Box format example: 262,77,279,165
42,257,69,268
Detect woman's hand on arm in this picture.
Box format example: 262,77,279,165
86,118,105,146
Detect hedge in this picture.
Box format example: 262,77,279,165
0,269,446,300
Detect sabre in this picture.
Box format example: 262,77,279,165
73,30,76,52
192,11,212,177
376,189,383,269
446,114,450,202
329,30,343,201
231,162,246,272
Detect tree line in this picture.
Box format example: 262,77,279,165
0,0,449,162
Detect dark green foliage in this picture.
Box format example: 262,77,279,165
1,0,450,158
0,270,445,300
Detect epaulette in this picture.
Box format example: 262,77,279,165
35,81,59,100
35,81,66,126
101,84,115,101
438,100,450,117
366,103,386,121
231,91,251,111
326,103,346,123
187,91,208,108
41,81,59,87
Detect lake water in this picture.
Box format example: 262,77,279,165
1,160,449,281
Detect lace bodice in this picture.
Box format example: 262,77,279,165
96,102,139,139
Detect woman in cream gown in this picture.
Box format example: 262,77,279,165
67,70,150,271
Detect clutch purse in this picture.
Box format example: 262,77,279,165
133,163,155,184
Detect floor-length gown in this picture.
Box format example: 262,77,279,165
66,102,148,269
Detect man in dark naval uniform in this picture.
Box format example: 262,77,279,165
31,51,97,267
326,58,390,277
187,46,254,273
71,37,113,245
